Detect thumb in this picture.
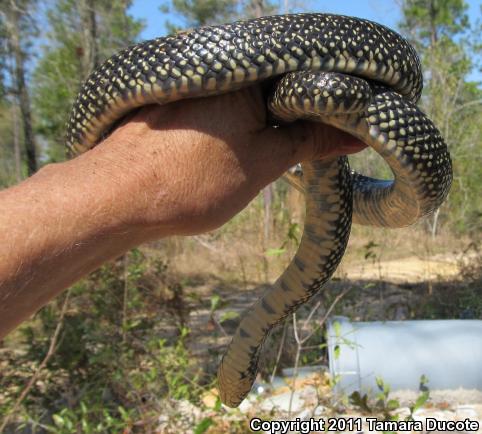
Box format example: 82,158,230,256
253,121,365,177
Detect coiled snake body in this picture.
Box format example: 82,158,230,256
66,14,452,407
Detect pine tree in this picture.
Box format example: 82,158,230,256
400,0,481,234
33,0,144,161
1,0,38,175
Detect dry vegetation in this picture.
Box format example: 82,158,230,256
2,183,479,432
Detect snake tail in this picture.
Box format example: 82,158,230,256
218,157,352,407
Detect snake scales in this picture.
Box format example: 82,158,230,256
66,13,452,407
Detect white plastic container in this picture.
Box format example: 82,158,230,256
327,316,482,395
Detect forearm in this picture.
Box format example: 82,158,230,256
0,150,155,339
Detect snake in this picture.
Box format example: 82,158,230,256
66,13,453,408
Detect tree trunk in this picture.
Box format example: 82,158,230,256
12,103,22,182
6,29,23,182
263,184,273,240
7,0,37,175
252,0,264,17
120,0,132,45
79,0,99,78
430,208,440,239
248,0,274,240
283,0,290,13
429,0,438,48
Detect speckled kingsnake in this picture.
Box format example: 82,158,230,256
66,13,453,407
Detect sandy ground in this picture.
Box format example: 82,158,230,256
339,251,477,283
184,251,482,432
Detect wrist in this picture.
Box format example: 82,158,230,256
82,128,177,238
39,153,142,240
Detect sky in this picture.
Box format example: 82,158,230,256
129,0,481,83
131,0,480,39
130,0,404,39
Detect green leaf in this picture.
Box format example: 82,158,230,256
287,222,300,243
413,391,430,410
127,319,141,330
387,399,400,410
419,374,429,390
265,248,286,257
376,376,384,388
334,344,340,359
333,320,341,336
194,417,214,434
219,311,240,323
349,391,372,413
52,414,65,428
118,405,130,421
210,295,221,312
376,376,390,394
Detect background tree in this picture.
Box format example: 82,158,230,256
0,16,7,98
161,0,238,31
400,0,469,47
0,101,19,186
33,0,143,162
160,0,278,32
242,0,278,18
78,0,100,77
0,0,38,176
0,15,19,186
400,0,481,235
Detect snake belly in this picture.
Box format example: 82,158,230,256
65,14,453,408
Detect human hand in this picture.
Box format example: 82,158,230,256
91,84,365,237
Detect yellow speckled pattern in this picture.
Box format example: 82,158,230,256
66,13,452,408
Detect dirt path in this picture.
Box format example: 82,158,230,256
339,251,477,283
